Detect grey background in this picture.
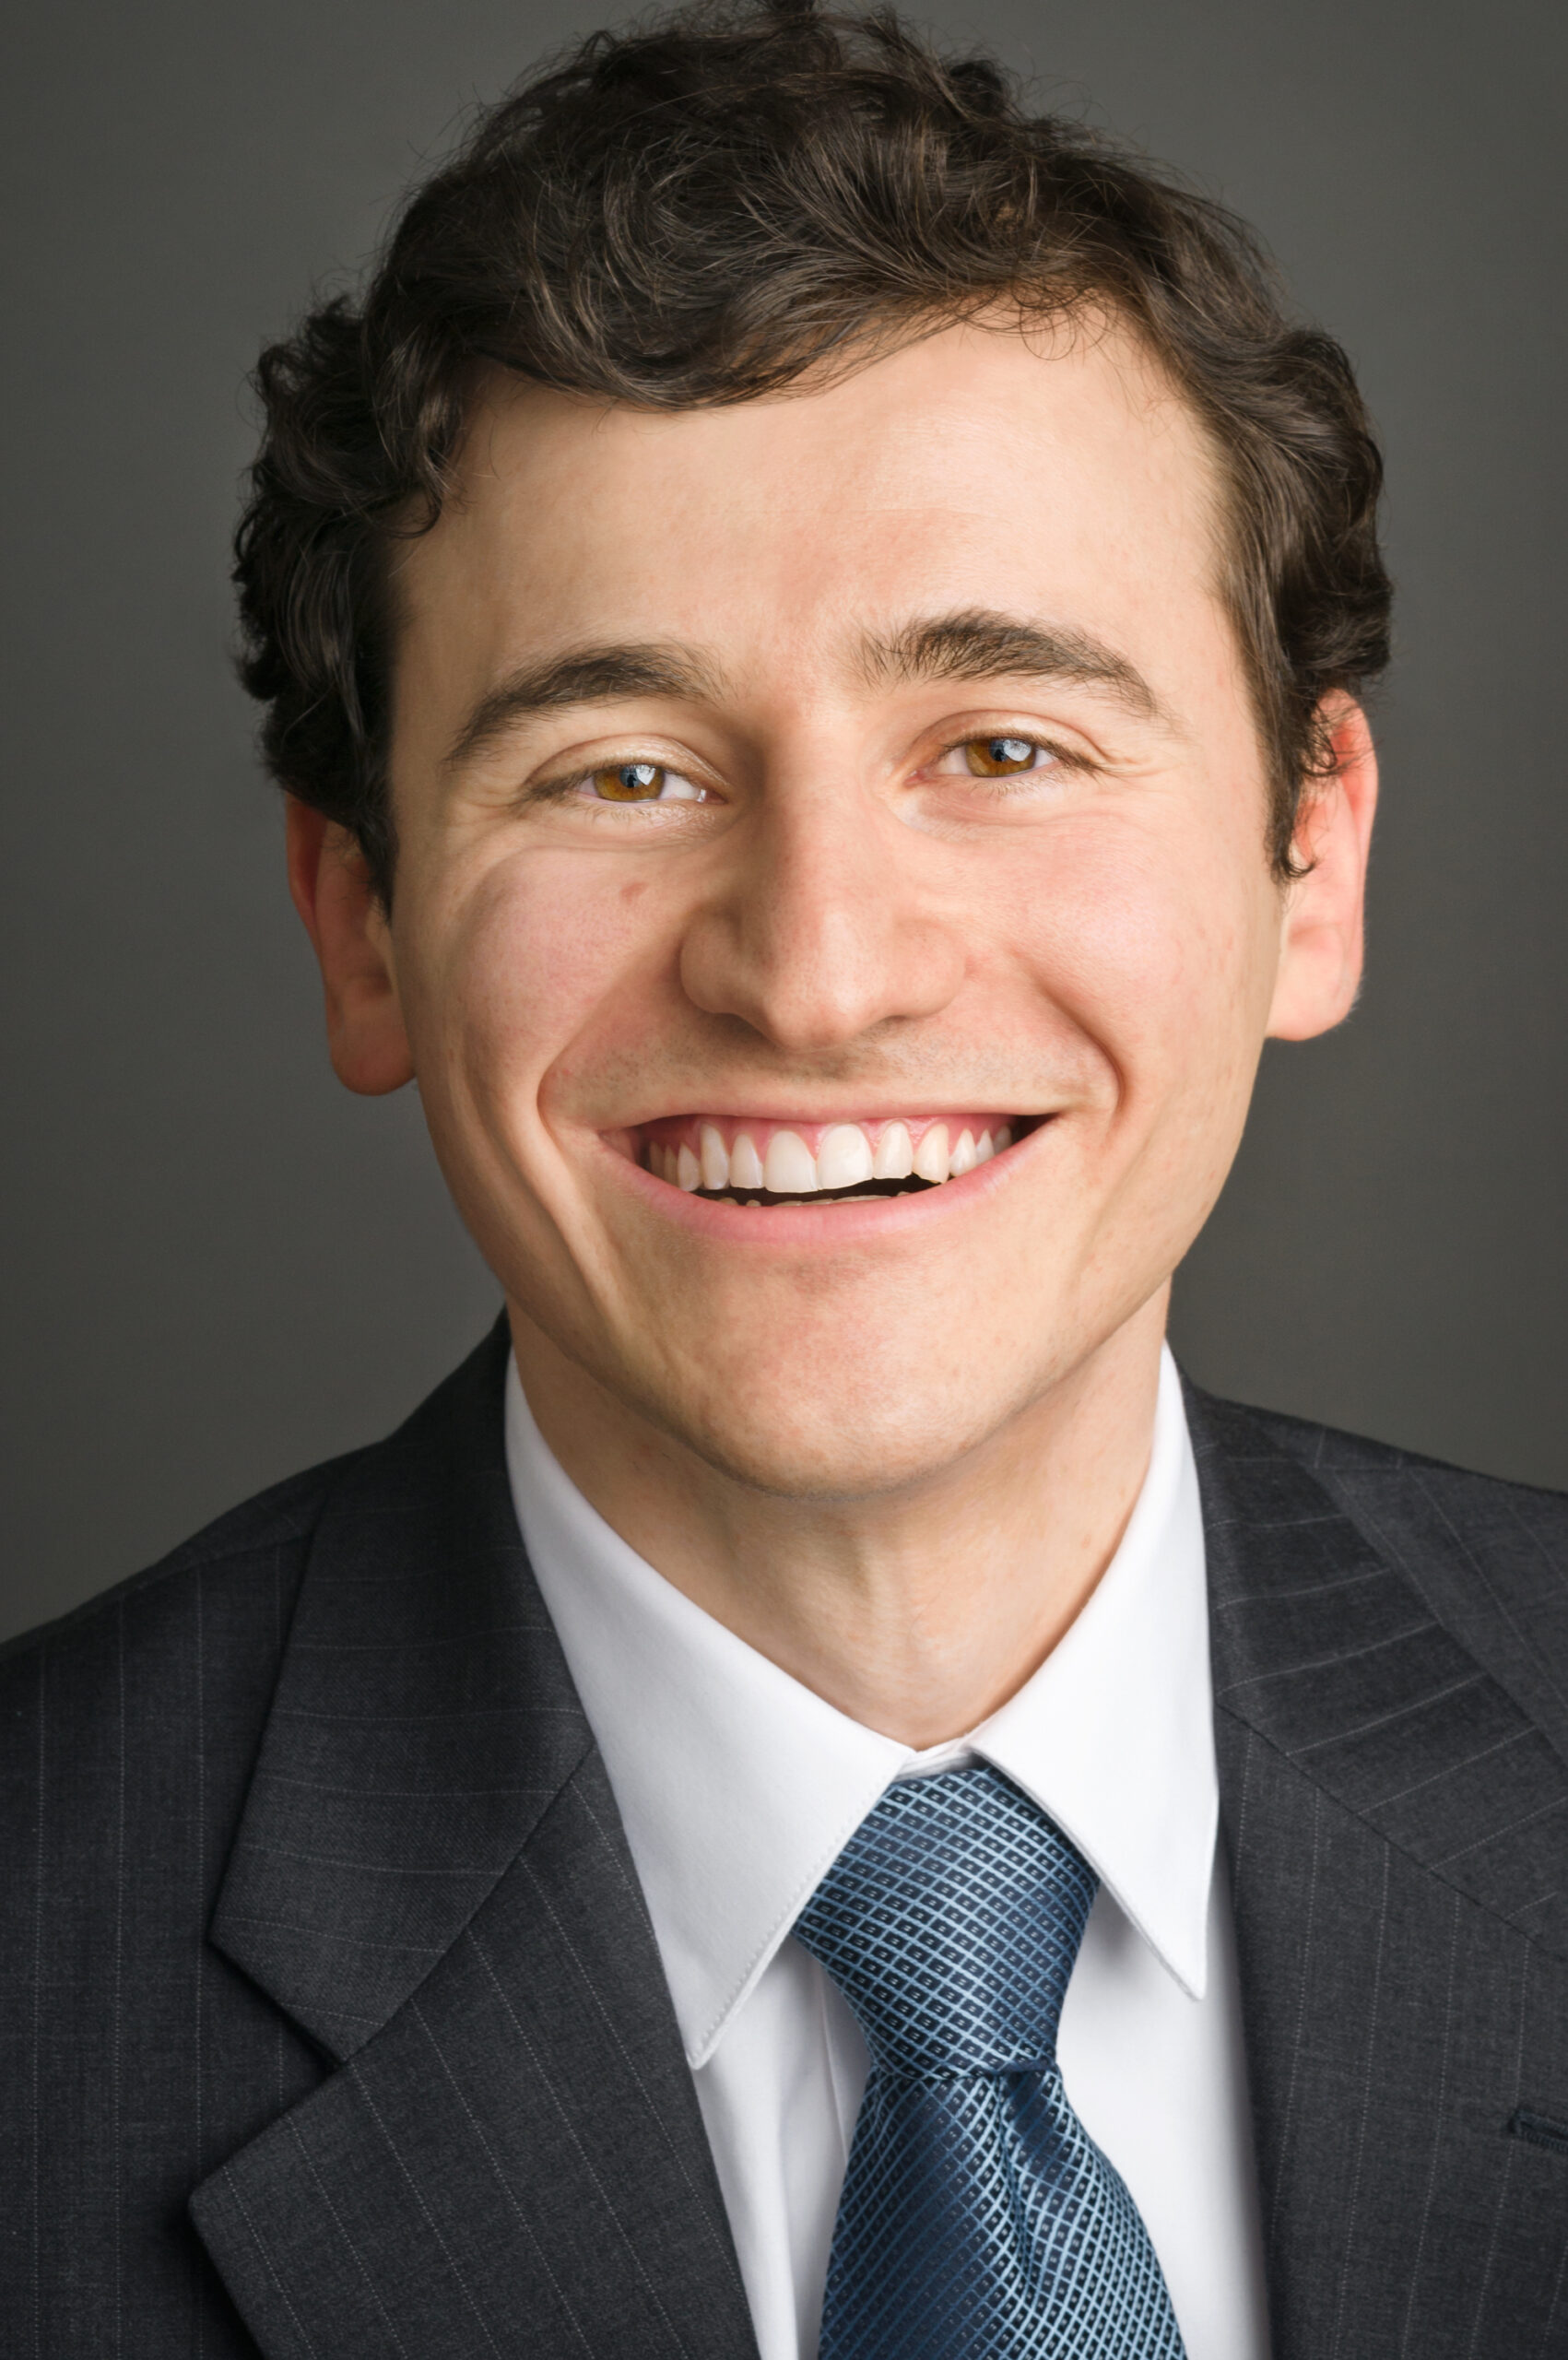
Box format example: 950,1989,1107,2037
4,0,1564,1643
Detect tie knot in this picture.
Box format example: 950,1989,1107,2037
794,1764,1096,2081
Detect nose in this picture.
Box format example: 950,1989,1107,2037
678,778,967,1053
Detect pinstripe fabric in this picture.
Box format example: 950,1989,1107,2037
0,1457,330,2355
1,1325,754,2360
4,1325,1568,2356
1190,1385,1568,2360
205,1373,596,2060
190,1328,755,2360
195,1750,753,2358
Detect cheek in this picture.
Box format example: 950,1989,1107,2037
1000,809,1277,1115
399,853,667,1120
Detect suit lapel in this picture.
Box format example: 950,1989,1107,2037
1190,1386,1568,2358
192,1321,757,2360
191,1329,1568,2356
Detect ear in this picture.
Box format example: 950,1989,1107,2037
285,796,415,1094
1266,697,1379,1042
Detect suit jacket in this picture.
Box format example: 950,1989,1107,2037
4,1318,1568,2357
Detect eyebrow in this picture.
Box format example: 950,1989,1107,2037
443,607,1165,773
443,643,722,772
858,608,1165,722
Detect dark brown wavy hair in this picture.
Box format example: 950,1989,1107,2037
234,0,1390,901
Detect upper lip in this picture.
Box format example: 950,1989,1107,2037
618,1104,1038,1127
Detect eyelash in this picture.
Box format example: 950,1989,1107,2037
932,732,1090,789
529,730,1091,809
525,765,707,809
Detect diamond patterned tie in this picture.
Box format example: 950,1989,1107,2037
793,1763,1187,2359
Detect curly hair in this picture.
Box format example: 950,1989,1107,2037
234,0,1390,901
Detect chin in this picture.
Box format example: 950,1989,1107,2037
640,1351,1044,1504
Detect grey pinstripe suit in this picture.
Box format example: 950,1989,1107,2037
5,1317,1568,2355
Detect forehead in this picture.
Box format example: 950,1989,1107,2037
396,318,1226,688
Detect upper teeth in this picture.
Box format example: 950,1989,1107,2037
647,1118,1013,1196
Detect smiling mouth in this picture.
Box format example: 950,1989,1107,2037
635,1115,1035,1205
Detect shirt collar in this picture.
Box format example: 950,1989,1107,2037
505,1345,1214,2069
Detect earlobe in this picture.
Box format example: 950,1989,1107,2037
1266,698,1379,1043
285,796,415,1094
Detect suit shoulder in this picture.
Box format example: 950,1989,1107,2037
0,1444,367,1699
1225,1395,1568,1542
1196,1384,1568,1746
0,1321,509,1745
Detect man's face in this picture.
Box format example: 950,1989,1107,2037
364,320,1351,1495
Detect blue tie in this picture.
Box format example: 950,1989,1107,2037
793,1764,1187,2359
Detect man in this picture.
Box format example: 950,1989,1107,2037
5,4,1566,2354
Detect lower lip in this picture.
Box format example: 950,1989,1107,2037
598,1127,1045,1245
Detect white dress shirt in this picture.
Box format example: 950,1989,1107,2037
505,1345,1271,2360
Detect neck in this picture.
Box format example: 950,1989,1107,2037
510,1290,1168,1750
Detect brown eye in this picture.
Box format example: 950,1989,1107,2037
593,761,666,800
964,737,1038,776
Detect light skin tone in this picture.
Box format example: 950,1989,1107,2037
289,315,1376,1747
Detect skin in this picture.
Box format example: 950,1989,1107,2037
289,316,1376,1747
